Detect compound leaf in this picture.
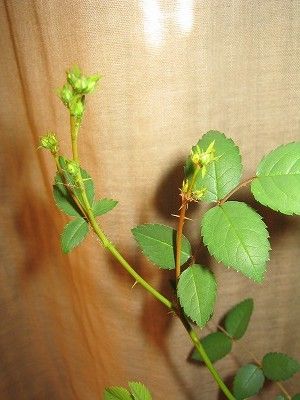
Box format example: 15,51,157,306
184,131,242,202
251,142,300,215
128,382,152,400
53,174,83,217
224,298,254,340
191,332,232,363
61,217,89,253
132,224,191,269
177,264,216,328
104,387,132,400
233,364,265,400
262,352,300,381
93,198,118,216
201,201,270,282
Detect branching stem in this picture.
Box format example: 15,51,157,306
216,324,292,400
63,115,236,400
218,176,255,205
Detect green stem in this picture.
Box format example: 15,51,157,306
71,116,80,162
68,114,235,400
188,328,235,400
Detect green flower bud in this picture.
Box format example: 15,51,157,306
39,132,59,154
182,179,189,193
85,74,101,94
66,66,101,95
66,65,82,88
57,84,73,106
69,97,84,119
192,188,207,201
66,160,80,176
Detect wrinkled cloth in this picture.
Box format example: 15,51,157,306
1,1,300,399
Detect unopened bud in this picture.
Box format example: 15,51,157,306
57,84,73,106
66,65,82,88
39,132,59,154
182,179,189,193
69,97,84,119
192,188,207,201
66,160,80,176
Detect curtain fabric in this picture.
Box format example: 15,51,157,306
1,1,300,399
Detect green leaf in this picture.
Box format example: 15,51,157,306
61,217,89,253
58,156,95,205
93,198,118,216
53,174,83,217
132,224,191,269
104,387,133,400
275,396,286,400
201,201,270,282
292,395,300,400
233,364,265,400
191,332,232,363
177,264,216,328
185,131,242,202
128,382,152,400
251,142,300,215
262,352,300,381
224,298,254,340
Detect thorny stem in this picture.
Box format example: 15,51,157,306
175,164,200,281
172,163,235,399
216,325,292,400
218,176,255,205
63,117,236,400
175,200,187,281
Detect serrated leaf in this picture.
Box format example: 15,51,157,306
262,352,300,381
191,332,232,363
128,382,152,400
104,386,133,400
201,201,270,282
251,142,300,215
61,217,89,253
177,264,216,328
132,224,191,269
93,198,118,216
224,298,254,340
58,156,95,205
53,174,83,217
233,364,265,400
184,131,242,202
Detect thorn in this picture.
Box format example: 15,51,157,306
171,214,193,221
131,281,138,289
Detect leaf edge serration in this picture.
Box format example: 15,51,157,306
131,223,191,270
200,201,271,283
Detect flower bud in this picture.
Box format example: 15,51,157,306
66,160,80,176
69,97,84,119
66,65,82,88
192,188,207,201
57,84,73,106
39,132,59,154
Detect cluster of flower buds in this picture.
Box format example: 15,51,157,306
190,140,218,178
39,132,59,155
57,66,101,120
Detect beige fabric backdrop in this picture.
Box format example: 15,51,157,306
1,1,300,399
